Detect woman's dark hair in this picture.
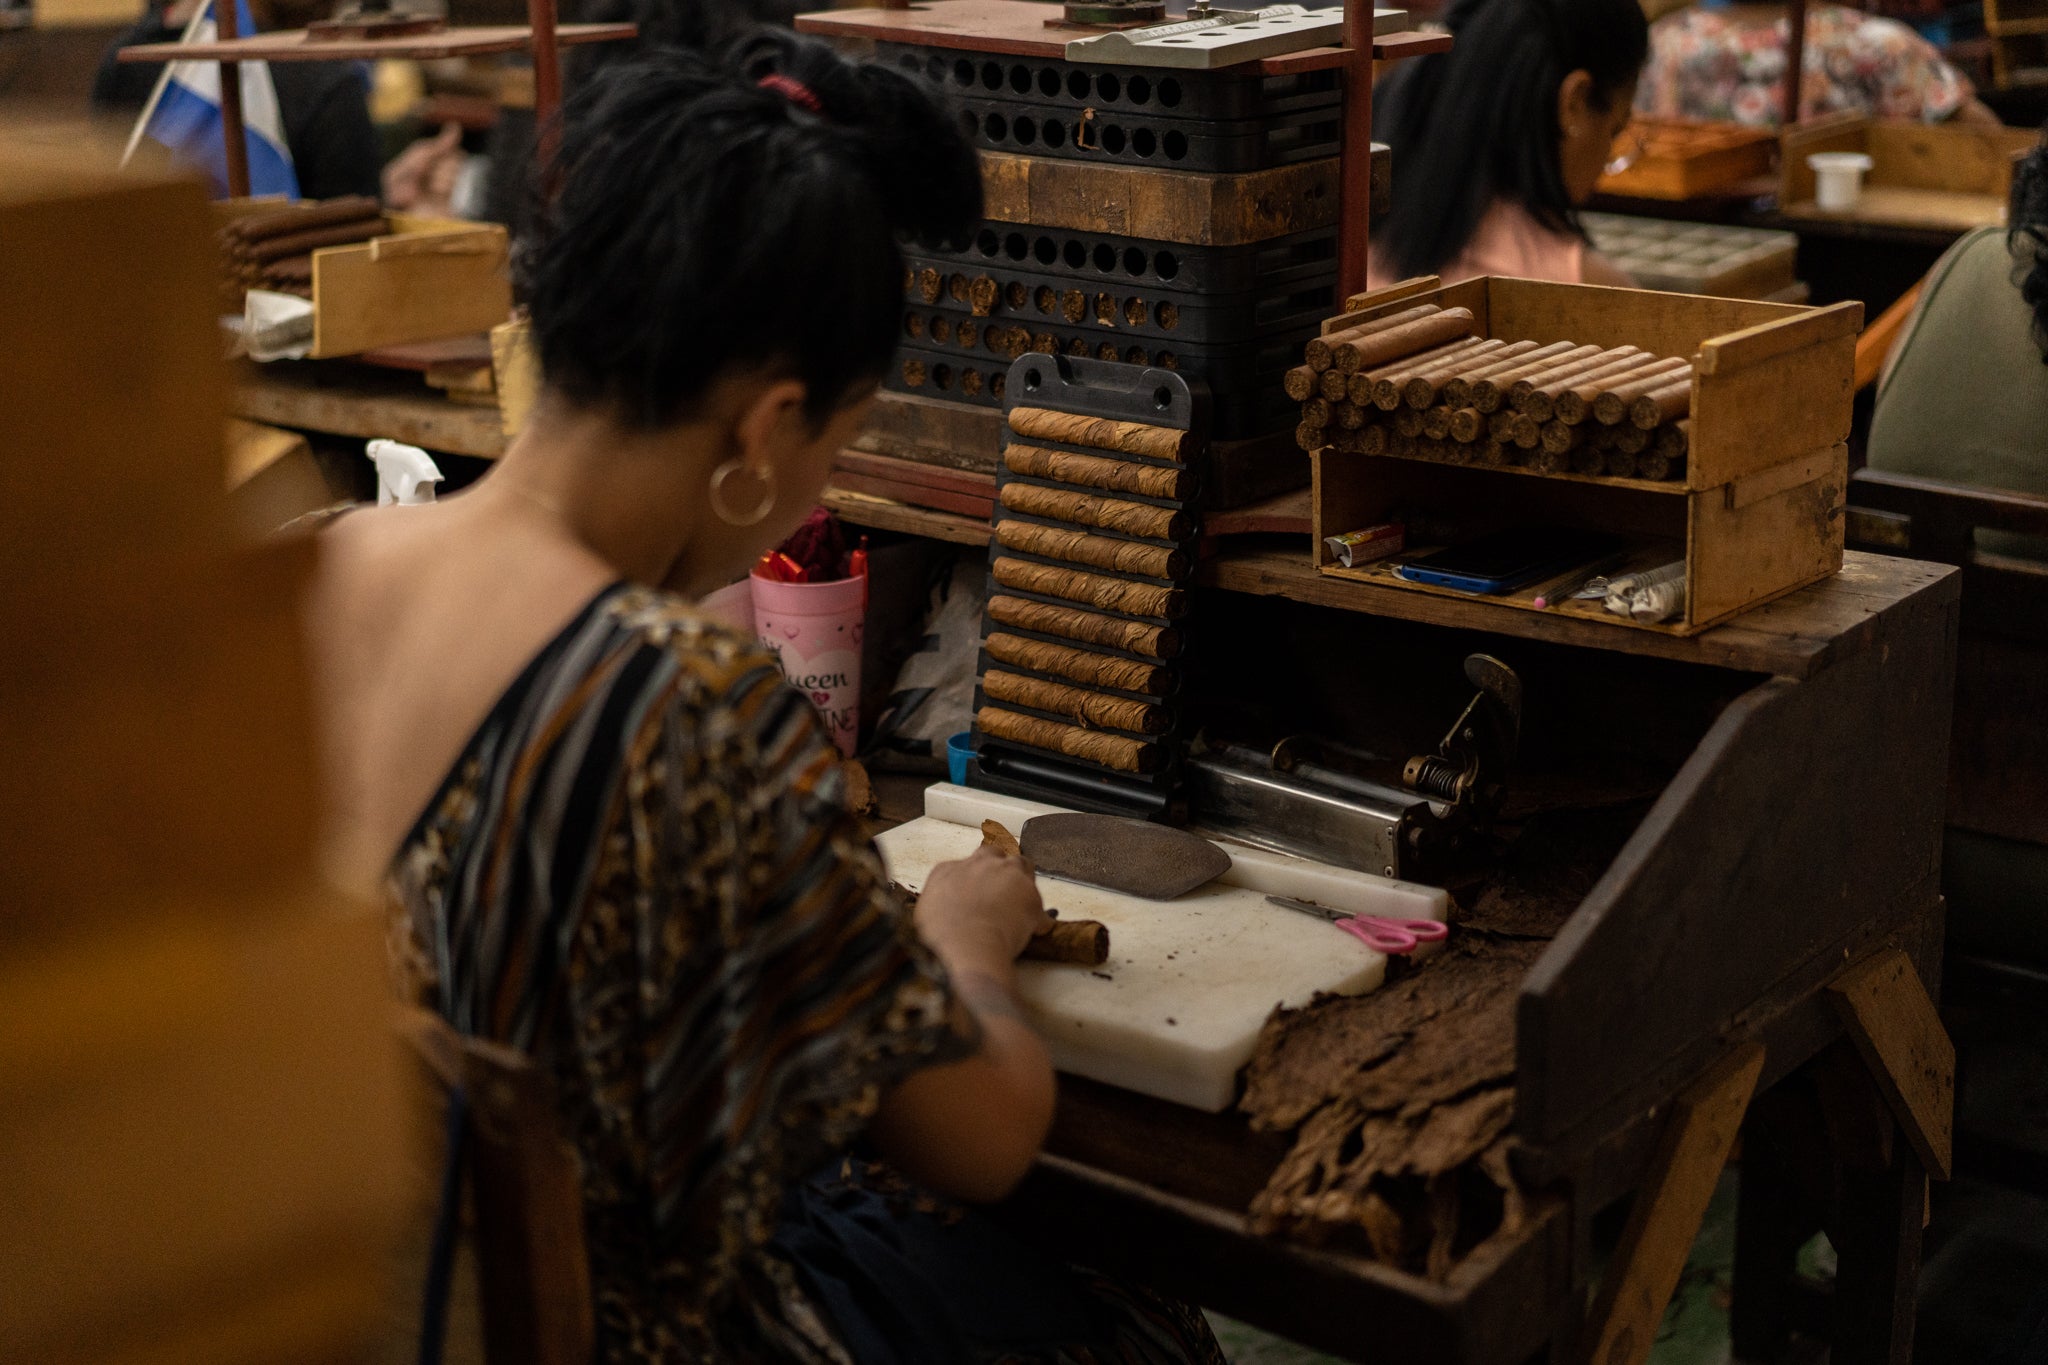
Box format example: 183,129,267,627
518,30,981,428
1370,0,1648,280
2010,127,2048,363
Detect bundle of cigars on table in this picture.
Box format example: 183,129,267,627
1287,303,1695,482
217,195,388,303
970,354,1205,822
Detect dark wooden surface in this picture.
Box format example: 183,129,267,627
235,363,509,459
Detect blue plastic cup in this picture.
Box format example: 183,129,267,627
947,731,974,786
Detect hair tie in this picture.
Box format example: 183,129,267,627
758,73,825,115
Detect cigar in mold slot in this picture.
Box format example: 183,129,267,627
991,558,1188,621
1596,364,1695,426
1470,344,1600,413
982,669,1171,735
1519,348,1645,422
1004,445,1187,500
1629,378,1694,430
1439,340,1558,408
988,595,1181,659
994,521,1187,580
1403,338,1510,409
1332,309,1477,374
985,632,1172,696
999,483,1190,541
1508,346,1635,410
1554,355,1689,424
978,704,1158,774
1005,409,1189,464
1303,304,1440,370
1324,524,1405,569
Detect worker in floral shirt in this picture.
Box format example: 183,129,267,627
1635,0,2001,128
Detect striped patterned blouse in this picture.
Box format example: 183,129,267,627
387,582,966,1362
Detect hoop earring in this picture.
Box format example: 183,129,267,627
709,459,777,527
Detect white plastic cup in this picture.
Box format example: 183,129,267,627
751,570,866,756
1808,152,1875,212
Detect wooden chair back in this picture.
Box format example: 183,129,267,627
1847,468,2048,847
400,1009,595,1365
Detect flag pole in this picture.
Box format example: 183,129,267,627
118,2,211,170
214,0,250,198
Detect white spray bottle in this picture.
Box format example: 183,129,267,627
367,439,445,505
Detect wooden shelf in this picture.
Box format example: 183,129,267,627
1335,445,1689,495
116,21,633,61
233,363,507,459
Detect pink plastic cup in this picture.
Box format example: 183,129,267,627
751,569,866,756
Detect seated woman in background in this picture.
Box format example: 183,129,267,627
1636,0,2000,128
301,30,1222,1365
1369,0,1648,288
1868,132,2048,559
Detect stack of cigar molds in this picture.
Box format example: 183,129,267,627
969,353,1207,822
879,43,1338,444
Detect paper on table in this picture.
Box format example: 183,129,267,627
243,289,313,362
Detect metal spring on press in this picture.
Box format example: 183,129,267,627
1404,755,1466,803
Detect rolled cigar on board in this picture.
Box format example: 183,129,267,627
995,521,1187,580
1320,369,1351,402
980,705,1157,773
227,195,382,243
1518,348,1645,421
1403,337,1511,409
1471,344,1602,413
248,217,388,264
1304,304,1439,370
999,483,1190,541
1296,422,1328,453
1440,340,1558,408
1596,364,1696,426
1421,406,1454,441
988,595,1181,659
1629,378,1694,431
1509,346,1638,411
1022,919,1112,966
983,668,1169,735
1552,354,1687,424
1449,407,1484,443
1333,309,1477,373
1336,402,1367,431
1369,336,1490,410
1007,408,1188,463
985,632,1171,696
1004,444,1187,500
992,558,1188,620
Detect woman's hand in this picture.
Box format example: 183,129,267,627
913,845,1050,978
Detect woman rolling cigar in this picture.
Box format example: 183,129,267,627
1368,0,1648,287
296,35,1222,1365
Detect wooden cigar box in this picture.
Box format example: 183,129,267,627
1308,276,1862,635
1778,114,2039,232
1596,117,1777,202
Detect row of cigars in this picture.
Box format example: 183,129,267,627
217,195,388,301
978,407,1198,778
1288,304,1696,482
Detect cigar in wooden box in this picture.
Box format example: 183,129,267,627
1285,366,1318,401
1595,364,1695,426
986,632,1172,696
1368,336,1490,410
261,254,314,284
1508,346,1634,412
1356,424,1389,456
1301,397,1333,428
1393,407,1425,439
1571,445,1606,476
1637,450,1685,482
999,483,1190,541
988,595,1182,659
1511,414,1543,450
1527,447,1569,475
1629,377,1693,431
1653,420,1690,461
1007,408,1189,464
1304,304,1439,370
1471,344,1602,413
1333,309,1477,373
1320,368,1351,402
1518,348,1645,421
1005,444,1187,501
1610,423,1652,455
1540,420,1585,457
995,521,1187,580
1447,407,1484,443
249,217,388,265
1487,409,1520,443
1335,402,1367,431
993,558,1188,621
1421,406,1454,441
983,668,1170,735
1605,448,1639,479
1400,337,1508,409
227,195,382,244
1436,437,1476,465
1552,355,1688,424
1439,340,1552,408
1296,421,1328,453
1023,919,1112,965
979,705,1157,774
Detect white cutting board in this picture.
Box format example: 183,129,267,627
875,785,1449,1112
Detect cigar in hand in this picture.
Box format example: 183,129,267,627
980,820,1110,965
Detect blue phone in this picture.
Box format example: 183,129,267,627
1395,528,1624,595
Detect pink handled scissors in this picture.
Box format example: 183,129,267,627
1265,895,1450,955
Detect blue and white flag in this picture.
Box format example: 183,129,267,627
140,0,299,199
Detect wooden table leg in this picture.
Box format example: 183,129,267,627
1831,1135,1925,1365
1731,1093,1813,1362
